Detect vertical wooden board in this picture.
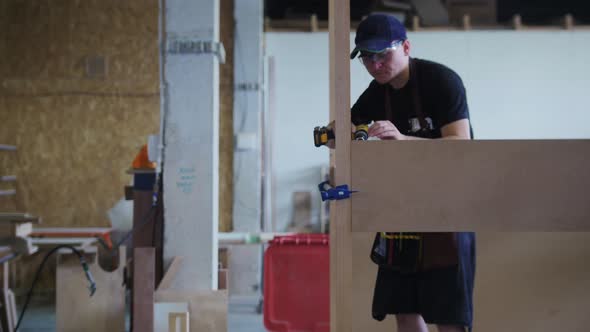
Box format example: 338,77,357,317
134,247,155,332
219,0,235,233
329,0,352,331
132,189,164,286
351,233,590,332
56,248,126,332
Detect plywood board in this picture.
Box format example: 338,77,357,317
56,247,126,332
351,232,590,332
351,140,590,232
155,290,227,332
134,247,155,332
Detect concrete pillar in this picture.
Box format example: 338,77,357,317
231,0,264,295
160,0,221,290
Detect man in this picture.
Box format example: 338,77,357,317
349,13,476,332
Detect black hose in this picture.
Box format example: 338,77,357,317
14,244,90,331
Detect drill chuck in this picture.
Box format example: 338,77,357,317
354,124,369,141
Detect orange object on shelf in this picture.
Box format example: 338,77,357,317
132,144,156,169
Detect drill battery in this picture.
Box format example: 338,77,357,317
313,126,335,147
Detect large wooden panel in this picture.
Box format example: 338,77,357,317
351,140,590,232
352,232,590,332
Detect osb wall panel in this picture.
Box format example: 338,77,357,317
219,0,235,232
0,97,159,227
0,0,159,228
0,0,160,294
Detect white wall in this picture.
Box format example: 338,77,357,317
265,30,590,232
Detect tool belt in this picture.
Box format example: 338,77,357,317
370,232,459,273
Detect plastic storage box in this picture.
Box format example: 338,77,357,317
263,234,330,332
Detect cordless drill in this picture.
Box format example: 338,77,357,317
313,123,369,147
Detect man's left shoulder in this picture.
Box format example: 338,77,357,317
415,58,463,83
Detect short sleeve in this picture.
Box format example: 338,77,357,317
435,68,469,127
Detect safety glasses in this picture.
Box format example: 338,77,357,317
358,40,404,66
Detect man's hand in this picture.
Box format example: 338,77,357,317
368,121,406,140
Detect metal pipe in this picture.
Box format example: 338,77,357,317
0,145,16,151
218,232,294,245
0,176,16,182
0,190,16,196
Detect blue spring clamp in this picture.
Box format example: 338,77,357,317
318,181,358,201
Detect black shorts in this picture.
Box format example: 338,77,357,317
372,265,474,328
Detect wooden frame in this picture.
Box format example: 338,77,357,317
328,1,590,331
328,0,352,331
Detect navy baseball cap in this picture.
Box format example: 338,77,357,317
350,14,407,59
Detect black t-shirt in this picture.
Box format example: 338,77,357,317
351,58,472,139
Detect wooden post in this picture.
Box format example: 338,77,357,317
311,14,319,32
329,0,352,331
512,14,522,30
564,14,574,30
462,14,471,30
412,15,420,31
264,17,271,32
134,247,155,332
2,259,17,332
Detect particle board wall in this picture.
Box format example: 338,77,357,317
352,232,590,331
219,0,235,233
0,0,160,295
0,0,160,228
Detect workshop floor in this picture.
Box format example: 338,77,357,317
18,294,266,332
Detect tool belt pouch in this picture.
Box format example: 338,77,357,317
420,232,459,270
369,232,422,273
370,232,459,272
